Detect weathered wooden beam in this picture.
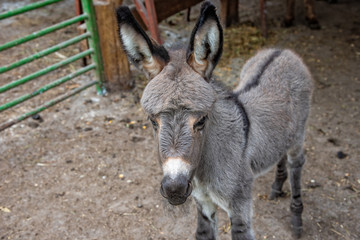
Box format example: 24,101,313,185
94,0,132,91
153,0,202,23
134,0,161,43
220,0,239,27
75,0,90,66
145,0,161,43
134,0,149,29
133,0,202,43
260,0,267,38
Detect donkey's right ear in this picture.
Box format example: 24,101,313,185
186,1,223,81
116,7,169,79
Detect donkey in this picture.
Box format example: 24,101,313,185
116,2,313,239
284,0,321,29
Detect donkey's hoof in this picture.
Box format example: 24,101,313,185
305,17,321,30
291,215,303,238
291,225,303,238
269,189,286,200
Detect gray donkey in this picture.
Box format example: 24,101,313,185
116,2,313,239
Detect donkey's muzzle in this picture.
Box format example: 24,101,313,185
160,175,192,205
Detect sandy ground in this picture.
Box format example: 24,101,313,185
0,0,359,239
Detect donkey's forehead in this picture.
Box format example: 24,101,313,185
141,50,216,115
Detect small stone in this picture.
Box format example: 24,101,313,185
91,97,100,103
105,116,115,122
306,181,321,189
55,192,66,198
84,99,93,104
137,204,143,208
337,151,347,159
119,174,125,179
28,122,39,128
0,207,11,213
343,185,355,192
131,136,145,143
32,113,44,122
327,138,340,146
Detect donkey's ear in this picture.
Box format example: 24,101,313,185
116,6,169,79
186,1,223,81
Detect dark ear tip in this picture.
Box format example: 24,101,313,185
200,1,217,16
116,6,132,23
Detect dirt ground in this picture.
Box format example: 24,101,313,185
0,0,359,239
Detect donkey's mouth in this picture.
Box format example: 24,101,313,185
167,197,188,206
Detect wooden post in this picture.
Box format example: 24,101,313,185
260,0,267,38
75,0,91,66
134,0,162,43
94,0,132,91
220,0,239,27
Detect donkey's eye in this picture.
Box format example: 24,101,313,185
193,116,207,131
149,118,159,130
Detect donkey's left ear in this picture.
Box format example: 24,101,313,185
186,1,223,81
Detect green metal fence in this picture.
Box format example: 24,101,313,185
0,0,105,131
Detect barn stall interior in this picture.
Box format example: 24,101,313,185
0,0,359,239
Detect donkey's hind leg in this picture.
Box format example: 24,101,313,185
287,145,306,238
269,155,288,200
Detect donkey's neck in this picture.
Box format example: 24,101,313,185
196,80,251,182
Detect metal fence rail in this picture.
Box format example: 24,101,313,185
0,0,105,131
0,0,62,20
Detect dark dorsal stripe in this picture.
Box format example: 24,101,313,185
236,49,283,95
229,50,283,149
227,94,250,147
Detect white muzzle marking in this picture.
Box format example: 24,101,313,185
163,158,191,180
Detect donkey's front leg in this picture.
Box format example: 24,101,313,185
195,198,218,240
230,186,255,240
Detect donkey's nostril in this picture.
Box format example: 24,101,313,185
185,181,193,197
160,184,168,198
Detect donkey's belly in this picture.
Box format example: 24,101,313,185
250,149,286,177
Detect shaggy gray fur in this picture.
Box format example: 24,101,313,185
116,2,313,239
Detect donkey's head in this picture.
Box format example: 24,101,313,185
116,1,223,205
